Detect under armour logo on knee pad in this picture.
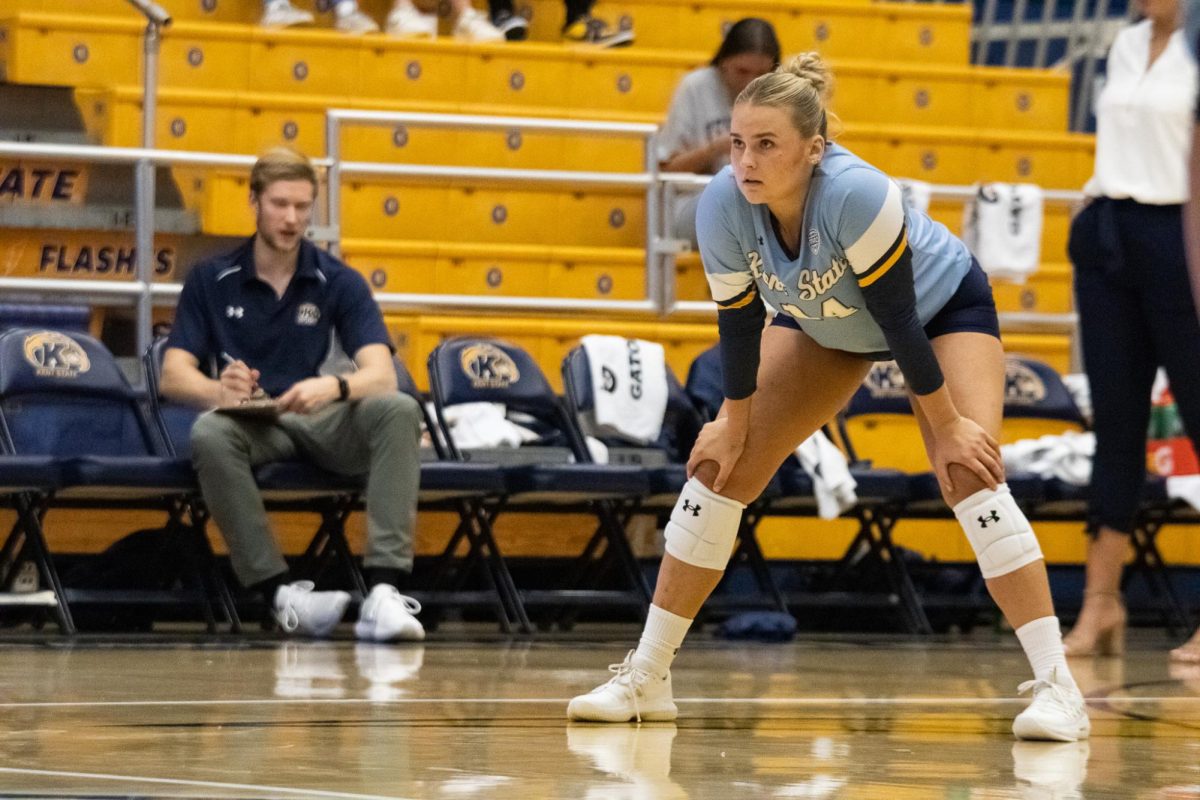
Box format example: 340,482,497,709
978,510,1001,528
682,500,702,517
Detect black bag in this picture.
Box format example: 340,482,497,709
62,527,187,631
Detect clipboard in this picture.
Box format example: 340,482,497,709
215,396,280,419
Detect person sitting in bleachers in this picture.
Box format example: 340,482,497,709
658,19,780,247
160,147,426,641
261,0,504,41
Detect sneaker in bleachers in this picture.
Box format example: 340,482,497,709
491,9,529,41
454,8,505,42
334,2,381,34
260,0,315,28
385,2,439,37
562,15,633,48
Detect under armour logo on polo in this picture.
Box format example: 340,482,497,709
682,500,701,517
225,306,244,319
978,510,1001,528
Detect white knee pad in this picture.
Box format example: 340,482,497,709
663,478,745,572
953,483,1043,579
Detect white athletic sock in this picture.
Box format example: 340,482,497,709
631,605,692,677
1016,616,1078,691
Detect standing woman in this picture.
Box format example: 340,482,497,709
658,18,781,247
1063,0,1200,659
568,53,1090,741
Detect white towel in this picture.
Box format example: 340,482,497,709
442,402,539,450
795,430,858,519
897,178,932,214
962,183,1044,283
1167,475,1200,514
581,335,669,445
1001,431,1095,486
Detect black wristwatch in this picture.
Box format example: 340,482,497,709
335,375,350,402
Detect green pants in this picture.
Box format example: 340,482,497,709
189,394,423,587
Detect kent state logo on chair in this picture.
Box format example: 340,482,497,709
978,509,1001,529
22,331,91,379
460,343,520,390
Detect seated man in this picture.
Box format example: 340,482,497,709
160,146,424,641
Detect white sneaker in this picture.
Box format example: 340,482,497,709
453,7,504,42
335,5,380,33
1012,669,1091,742
1012,740,1089,800
385,2,438,37
567,651,677,723
260,0,315,28
273,581,351,638
355,584,425,642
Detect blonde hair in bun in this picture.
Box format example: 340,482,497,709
736,52,839,140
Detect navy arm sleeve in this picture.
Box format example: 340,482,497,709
697,172,764,400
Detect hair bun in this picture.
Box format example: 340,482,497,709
783,52,833,99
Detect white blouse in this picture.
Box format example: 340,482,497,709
1084,20,1198,204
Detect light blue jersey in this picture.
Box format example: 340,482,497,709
697,143,972,355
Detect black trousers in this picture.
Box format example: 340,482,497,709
1070,198,1200,534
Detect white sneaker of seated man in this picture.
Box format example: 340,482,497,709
453,7,505,41
567,650,676,723
274,581,351,638
1012,667,1091,742
260,0,314,28
355,584,425,642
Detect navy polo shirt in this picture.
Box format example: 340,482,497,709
167,237,392,397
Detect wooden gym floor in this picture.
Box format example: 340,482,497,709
0,629,1197,799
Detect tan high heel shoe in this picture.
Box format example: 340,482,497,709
1169,630,1200,664
1063,591,1127,657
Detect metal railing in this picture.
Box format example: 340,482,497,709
324,109,662,316
966,0,1135,131
0,116,1083,344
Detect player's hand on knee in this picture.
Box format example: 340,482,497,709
930,416,1004,493
686,418,746,493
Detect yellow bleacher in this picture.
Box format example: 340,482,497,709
3,13,1065,132
18,0,972,61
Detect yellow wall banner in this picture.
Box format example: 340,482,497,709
0,161,89,204
0,229,242,280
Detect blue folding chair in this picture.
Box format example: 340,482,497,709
0,328,229,633
387,360,525,632
0,455,68,631
428,337,652,624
